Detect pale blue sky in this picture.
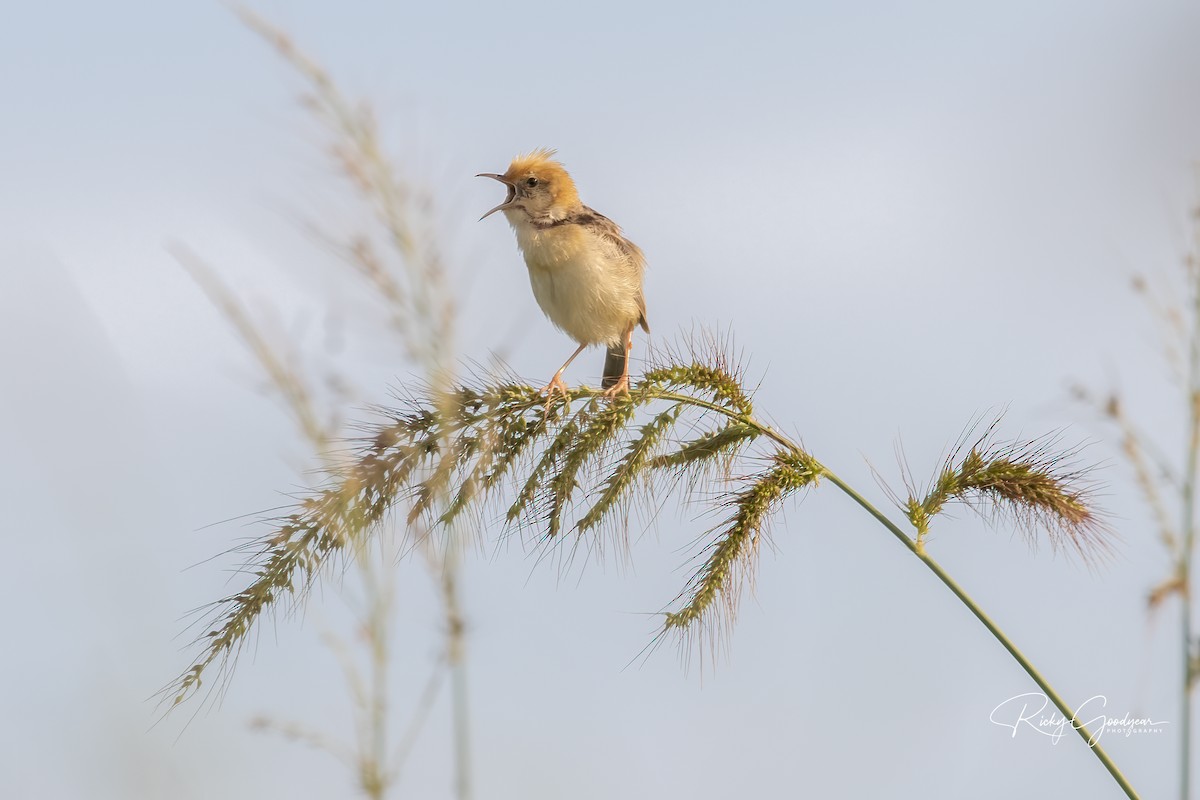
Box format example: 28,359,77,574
2,1,1199,798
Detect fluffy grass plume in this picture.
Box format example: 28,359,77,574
904,419,1108,560
168,340,1111,708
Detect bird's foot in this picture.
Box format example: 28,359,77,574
540,374,571,417
601,374,631,401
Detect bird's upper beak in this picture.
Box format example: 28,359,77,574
476,173,518,220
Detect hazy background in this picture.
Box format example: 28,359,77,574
3,1,1199,797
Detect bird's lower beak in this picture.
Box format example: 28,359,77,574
476,173,517,220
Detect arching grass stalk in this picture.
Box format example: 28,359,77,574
641,387,1136,796
169,348,1136,798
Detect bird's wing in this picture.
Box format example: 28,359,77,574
577,207,650,332
575,207,644,262
533,207,650,332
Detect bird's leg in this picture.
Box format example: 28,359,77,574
602,327,635,399
542,342,587,415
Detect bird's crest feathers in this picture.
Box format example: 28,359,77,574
504,148,580,209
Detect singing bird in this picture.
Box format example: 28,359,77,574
478,149,648,405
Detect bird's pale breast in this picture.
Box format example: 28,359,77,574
512,222,643,347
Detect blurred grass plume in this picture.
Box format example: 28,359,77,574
1072,178,1200,800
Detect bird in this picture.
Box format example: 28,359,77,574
477,149,648,410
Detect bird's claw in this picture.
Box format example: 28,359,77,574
541,374,570,417
601,375,631,401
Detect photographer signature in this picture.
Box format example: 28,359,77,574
990,693,1168,745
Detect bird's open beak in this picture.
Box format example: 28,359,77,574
476,173,517,220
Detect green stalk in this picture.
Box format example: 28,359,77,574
822,470,1139,799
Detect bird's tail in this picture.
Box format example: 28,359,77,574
601,345,625,389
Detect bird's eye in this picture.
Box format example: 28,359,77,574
525,177,539,187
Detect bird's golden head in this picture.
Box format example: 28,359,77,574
477,148,581,221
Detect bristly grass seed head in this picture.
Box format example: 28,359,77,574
906,420,1110,562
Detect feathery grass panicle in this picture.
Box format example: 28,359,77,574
170,331,1130,800
507,399,594,526
221,11,469,788
233,5,455,377
543,399,639,537
168,340,765,705
437,394,547,528
641,329,754,416
170,354,1113,707
663,449,821,644
905,421,1109,561
169,412,435,707
650,422,759,471
643,363,753,416
170,335,1139,799
577,403,685,534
